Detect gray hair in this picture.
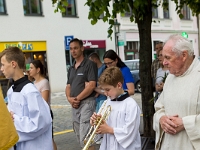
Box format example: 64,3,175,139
165,34,194,56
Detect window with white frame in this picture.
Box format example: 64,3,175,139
181,4,190,20
152,7,158,18
163,0,170,19
0,0,6,14
62,0,77,17
23,0,42,16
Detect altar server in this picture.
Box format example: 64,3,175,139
90,67,141,150
0,47,53,150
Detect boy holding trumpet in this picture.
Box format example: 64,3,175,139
90,67,141,150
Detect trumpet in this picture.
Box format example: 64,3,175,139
82,105,111,150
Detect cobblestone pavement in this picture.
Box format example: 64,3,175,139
51,92,154,150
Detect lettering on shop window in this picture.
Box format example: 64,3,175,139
5,43,33,50
83,41,92,47
83,41,99,48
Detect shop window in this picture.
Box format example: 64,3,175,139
23,0,43,16
124,41,139,60
181,4,190,20
0,0,6,14
24,52,48,77
62,0,77,17
153,41,163,59
163,0,170,19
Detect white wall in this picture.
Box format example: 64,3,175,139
119,1,199,57
0,0,115,92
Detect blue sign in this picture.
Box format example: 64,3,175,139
65,35,74,50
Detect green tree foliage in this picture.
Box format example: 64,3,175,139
52,0,68,13
51,0,200,137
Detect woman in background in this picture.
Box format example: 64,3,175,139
29,60,57,150
155,49,169,93
103,49,135,95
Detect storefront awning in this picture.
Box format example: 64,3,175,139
0,41,46,52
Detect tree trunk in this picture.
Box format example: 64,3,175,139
136,5,155,137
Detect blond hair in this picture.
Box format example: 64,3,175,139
98,66,124,87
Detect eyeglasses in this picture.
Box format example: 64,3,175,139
104,61,114,65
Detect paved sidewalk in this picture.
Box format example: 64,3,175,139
51,92,155,150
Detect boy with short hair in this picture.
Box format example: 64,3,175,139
90,67,141,150
0,47,53,150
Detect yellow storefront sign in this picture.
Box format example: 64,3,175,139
0,41,46,52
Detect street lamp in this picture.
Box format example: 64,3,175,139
114,19,121,55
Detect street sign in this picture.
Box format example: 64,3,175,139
64,35,74,50
181,32,188,38
118,32,126,46
118,40,124,46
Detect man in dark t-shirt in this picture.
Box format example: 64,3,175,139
65,38,97,150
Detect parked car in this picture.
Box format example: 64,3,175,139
124,59,141,92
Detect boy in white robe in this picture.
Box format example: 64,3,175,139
0,47,53,150
90,67,141,150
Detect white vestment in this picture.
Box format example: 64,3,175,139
153,57,200,150
7,83,53,150
99,97,141,150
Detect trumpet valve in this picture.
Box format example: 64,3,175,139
84,139,94,145
94,116,101,125
84,139,87,145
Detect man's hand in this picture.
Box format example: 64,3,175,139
159,115,177,134
168,115,185,133
67,97,80,109
72,97,80,108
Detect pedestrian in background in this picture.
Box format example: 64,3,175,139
0,47,53,150
154,49,169,102
153,34,200,150
90,67,141,150
151,41,163,88
88,52,107,113
103,49,135,95
29,59,57,150
65,38,98,150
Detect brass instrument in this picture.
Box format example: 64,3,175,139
82,105,111,150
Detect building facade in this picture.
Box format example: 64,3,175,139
0,0,115,93
118,1,199,60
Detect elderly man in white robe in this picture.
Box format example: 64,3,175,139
153,34,200,150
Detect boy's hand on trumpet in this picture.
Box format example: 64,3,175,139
96,120,114,134
90,112,101,126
